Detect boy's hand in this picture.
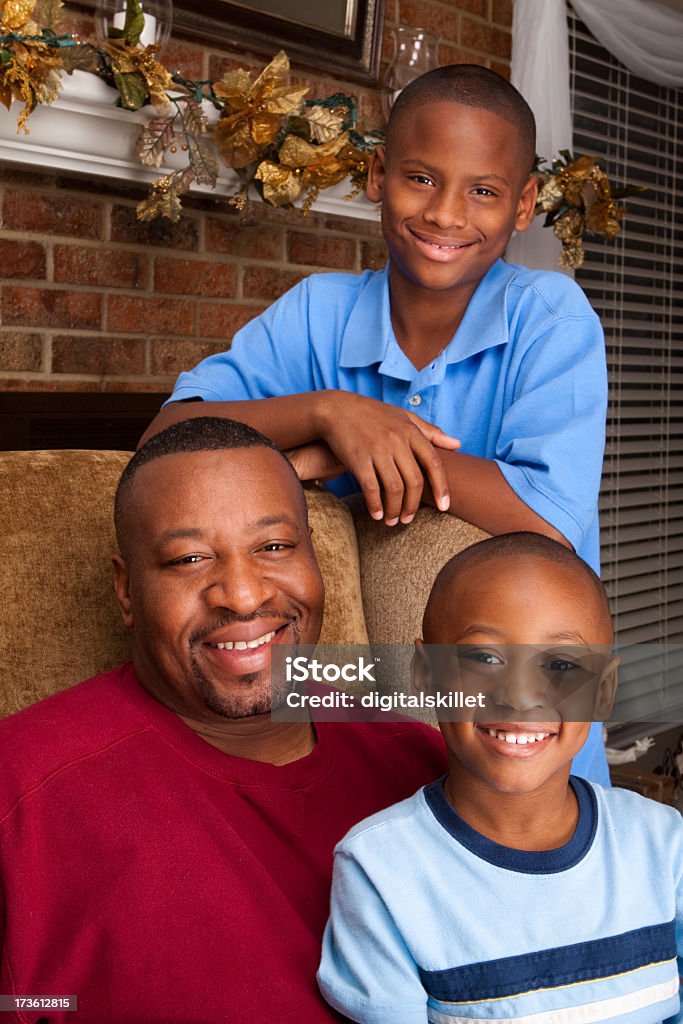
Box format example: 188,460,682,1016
316,392,460,525
285,441,345,482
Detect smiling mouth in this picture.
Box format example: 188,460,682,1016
410,229,473,251
208,629,277,651
480,727,553,745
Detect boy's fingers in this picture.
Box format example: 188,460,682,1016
418,444,451,513
405,412,460,450
391,451,426,524
374,457,406,525
353,458,385,521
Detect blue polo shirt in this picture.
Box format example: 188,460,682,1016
169,258,609,783
169,259,606,573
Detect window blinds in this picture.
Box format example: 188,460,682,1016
568,8,683,647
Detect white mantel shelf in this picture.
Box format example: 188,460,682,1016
0,70,381,223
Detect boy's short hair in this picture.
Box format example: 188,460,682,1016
387,64,536,174
424,532,612,636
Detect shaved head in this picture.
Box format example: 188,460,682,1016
423,533,612,643
387,64,536,174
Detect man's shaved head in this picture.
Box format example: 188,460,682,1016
387,64,536,174
424,532,612,642
115,416,303,555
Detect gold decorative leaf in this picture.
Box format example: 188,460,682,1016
188,135,218,186
32,0,61,29
60,43,100,74
1,0,36,32
136,114,176,166
180,95,207,136
254,159,303,206
303,105,345,144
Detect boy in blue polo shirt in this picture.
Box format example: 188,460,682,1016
146,65,608,780
318,534,683,1024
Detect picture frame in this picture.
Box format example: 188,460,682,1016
172,0,386,84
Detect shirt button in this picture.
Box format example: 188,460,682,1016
408,395,422,407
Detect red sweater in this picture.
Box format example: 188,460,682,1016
0,664,446,1024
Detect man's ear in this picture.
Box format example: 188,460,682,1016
366,146,386,204
112,554,134,629
593,655,619,721
411,638,432,695
513,173,539,233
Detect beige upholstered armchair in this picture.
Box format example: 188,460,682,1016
0,450,486,717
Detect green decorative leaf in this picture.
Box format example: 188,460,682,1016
114,70,148,111
60,44,100,74
0,50,11,66
121,0,145,46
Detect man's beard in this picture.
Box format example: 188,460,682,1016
188,617,298,720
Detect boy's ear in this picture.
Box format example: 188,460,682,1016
593,655,619,721
112,554,134,629
513,173,539,233
366,146,386,204
411,638,432,695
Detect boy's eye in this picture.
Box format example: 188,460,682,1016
461,650,503,666
472,186,496,196
408,173,435,186
545,658,579,672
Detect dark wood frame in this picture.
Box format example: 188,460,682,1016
172,0,386,85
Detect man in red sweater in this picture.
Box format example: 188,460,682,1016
0,417,446,1024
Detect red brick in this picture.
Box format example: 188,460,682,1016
360,239,388,272
0,240,46,280
154,257,237,298
161,40,205,80
54,246,148,289
2,191,103,239
205,218,284,260
102,381,173,393
242,266,302,300
287,231,356,269
0,377,101,392
0,331,42,371
150,339,227,376
358,92,384,131
110,205,199,251
52,335,146,375
460,16,511,59
397,1,459,43
198,303,264,340
490,60,511,80
323,213,382,236
437,43,485,67
491,0,513,28
107,294,195,335
2,287,101,329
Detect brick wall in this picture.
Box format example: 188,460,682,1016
0,0,513,396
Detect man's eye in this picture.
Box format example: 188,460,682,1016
546,658,578,672
169,554,204,566
261,542,293,553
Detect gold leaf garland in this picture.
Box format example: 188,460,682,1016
0,2,642,262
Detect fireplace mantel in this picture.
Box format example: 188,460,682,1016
0,71,381,223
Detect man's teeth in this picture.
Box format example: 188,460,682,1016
213,630,276,651
486,729,550,745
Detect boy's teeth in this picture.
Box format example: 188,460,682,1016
486,729,550,745
214,630,276,651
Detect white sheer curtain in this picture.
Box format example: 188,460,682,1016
507,0,683,270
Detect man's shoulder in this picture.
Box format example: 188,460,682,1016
0,664,150,815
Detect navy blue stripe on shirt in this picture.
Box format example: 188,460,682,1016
418,920,677,1003
423,775,597,873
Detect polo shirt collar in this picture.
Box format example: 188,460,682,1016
338,259,513,373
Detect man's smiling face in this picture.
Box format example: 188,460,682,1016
113,447,324,721
366,100,537,305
